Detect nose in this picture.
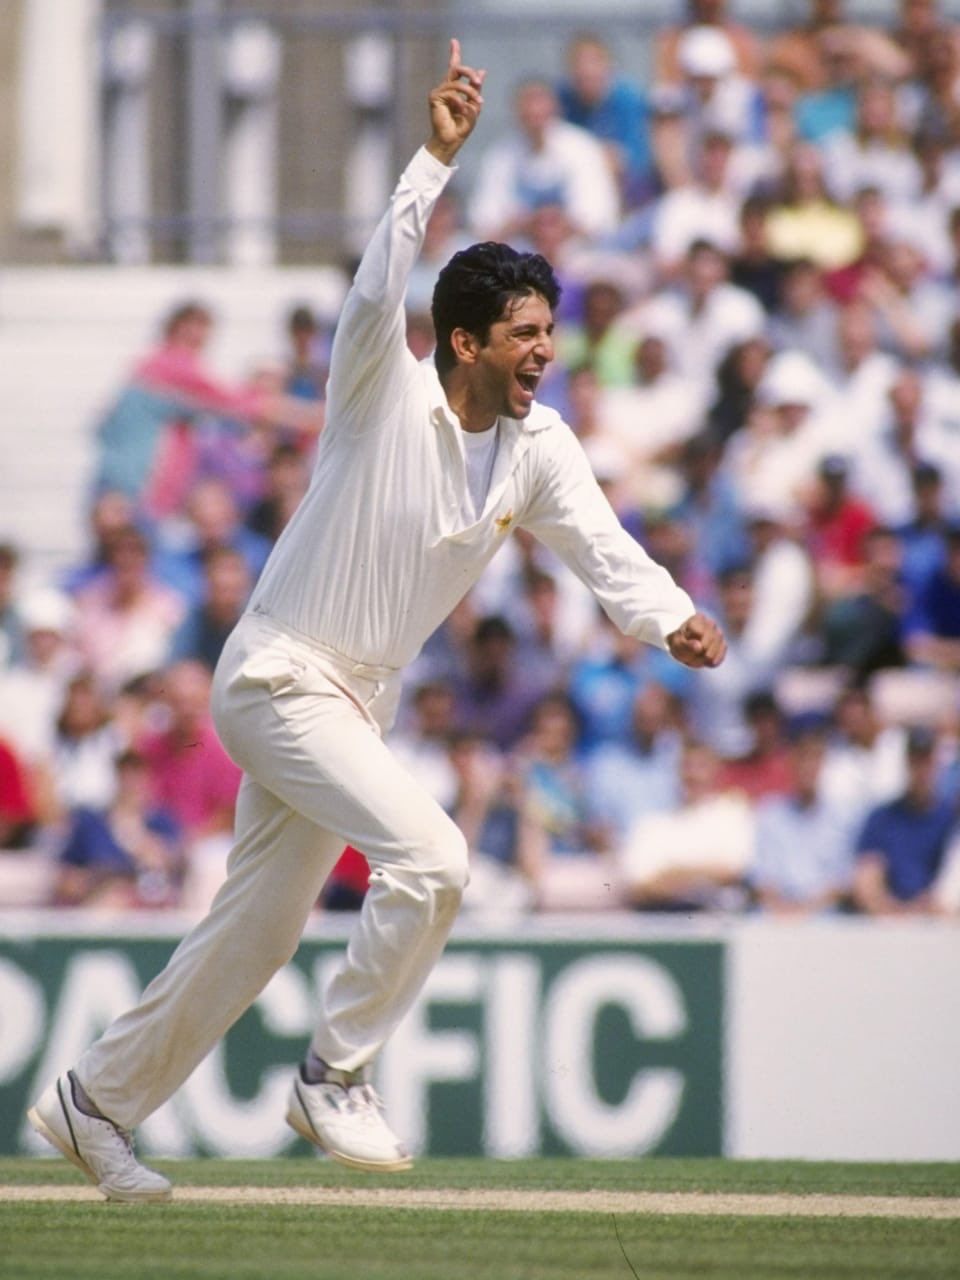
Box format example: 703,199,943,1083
535,330,554,363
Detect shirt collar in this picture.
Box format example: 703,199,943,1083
420,358,553,437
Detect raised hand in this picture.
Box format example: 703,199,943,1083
666,612,727,669
426,38,486,166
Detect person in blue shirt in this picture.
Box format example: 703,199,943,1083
852,726,958,915
556,33,655,208
749,722,857,914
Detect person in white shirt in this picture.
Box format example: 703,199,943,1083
28,42,725,1202
468,77,621,243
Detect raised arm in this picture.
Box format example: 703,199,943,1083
426,39,486,167
325,41,486,430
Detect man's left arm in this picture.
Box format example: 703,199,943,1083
520,425,725,669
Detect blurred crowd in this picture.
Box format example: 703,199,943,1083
1,0,959,920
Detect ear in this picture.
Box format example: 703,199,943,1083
450,326,481,366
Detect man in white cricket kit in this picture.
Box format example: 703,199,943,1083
29,41,725,1202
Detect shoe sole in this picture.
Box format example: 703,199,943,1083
27,1101,172,1204
285,1101,413,1173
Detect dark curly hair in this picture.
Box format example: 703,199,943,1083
431,241,561,376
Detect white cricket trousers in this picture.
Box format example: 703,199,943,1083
76,610,469,1130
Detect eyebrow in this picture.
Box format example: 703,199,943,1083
509,321,554,336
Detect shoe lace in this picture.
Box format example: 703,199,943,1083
345,1083,385,1119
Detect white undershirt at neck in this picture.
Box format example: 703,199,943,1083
462,420,500,521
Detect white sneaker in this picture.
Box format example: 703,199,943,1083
27,1073,172,1203
286,1066,412,1172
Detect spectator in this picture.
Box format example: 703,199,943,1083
896,462,952,603
618,239,766,400
447,731,526,914
717,688,793,801
729,196,788,312
853,366,960,527
49,673,126,815
583,680,684,846
619,736,755,910
852,725,958,915
60,490,138,596
672,432,751,586
766,1,908,93
388,680,459,812
820,684,909,823
687,563,795,758
73,526,185,692
819,78,922,206
820,300,898,448
764,142,863,270
283,304,328,403
93,300,320,519
468,78,620,243
650,128,745,277
450,615,553,752
136,660,242,910
516,693,616,911
817,526,909,677
555,279,636,387
706,335,771,447
904,524,960,672
767,257,841,372
885,126,960,277
654,1,763,88
800,453,877,601
744,503,816,663
568,609,690,753
52,749,183,910
892,0,960,126
245,442,310,545
169,545,253,672
859,236,953,364
792,23,862,143
749,722,856,914
0,588,80,767
723,350,835,519
601,335,709,500
556,32,655,208
154,477,271,607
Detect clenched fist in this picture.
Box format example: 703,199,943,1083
666,612,726,669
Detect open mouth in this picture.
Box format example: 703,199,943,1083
516,370,541,399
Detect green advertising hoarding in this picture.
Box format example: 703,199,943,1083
0,929,723,1158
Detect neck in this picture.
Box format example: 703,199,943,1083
443,374,498,433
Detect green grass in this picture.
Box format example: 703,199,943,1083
2,1158,959,1280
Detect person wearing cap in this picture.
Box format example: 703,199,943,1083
652,22,764,192
724,349,836,521
0,587,80,768
801,452,878,599
852,724,958,915
654,0,762,87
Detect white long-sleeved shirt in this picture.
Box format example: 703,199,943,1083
249,146,694,670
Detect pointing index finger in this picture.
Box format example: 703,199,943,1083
447,37,485,90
